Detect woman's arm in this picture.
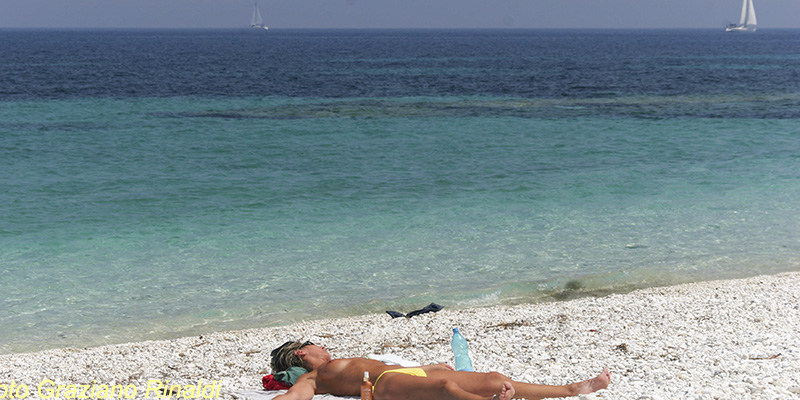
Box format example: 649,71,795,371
272,375,317,400
420,363,455,372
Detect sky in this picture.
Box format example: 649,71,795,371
1,0,799,30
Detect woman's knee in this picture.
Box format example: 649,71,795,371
485,371,510,385
483,372,511,390
439,378,463,397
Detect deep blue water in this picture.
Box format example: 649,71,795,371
1,29,799,354
3,29,800,103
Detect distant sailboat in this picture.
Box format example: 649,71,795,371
726,0,756,32
250,2,269,29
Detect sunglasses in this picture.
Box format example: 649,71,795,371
270,340,315,358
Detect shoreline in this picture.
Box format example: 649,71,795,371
2,272,799,399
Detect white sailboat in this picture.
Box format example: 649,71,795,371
726,0,757,32
250,2,269,29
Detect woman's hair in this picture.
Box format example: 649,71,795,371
270,341,308,372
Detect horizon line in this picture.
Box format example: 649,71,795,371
3,26,798,31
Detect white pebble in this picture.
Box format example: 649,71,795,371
0,272,798,400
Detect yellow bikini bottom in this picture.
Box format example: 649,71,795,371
373,368,428,390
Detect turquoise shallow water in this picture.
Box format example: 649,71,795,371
1,29,800,354
2,95,799,354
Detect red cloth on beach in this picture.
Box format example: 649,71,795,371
262,374,292,391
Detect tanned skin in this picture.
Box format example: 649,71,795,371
272,344,609,400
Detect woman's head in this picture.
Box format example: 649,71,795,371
270,340,313,371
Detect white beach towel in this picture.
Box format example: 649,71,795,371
365,354,421,367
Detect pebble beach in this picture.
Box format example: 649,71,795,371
2,272,799,399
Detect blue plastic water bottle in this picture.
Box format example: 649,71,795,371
451,328,474,371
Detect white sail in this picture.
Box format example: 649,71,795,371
746,0,757,27
738,0,748,25
251,4,261,26
250,2,268,29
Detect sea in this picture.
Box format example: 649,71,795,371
1,29,799,354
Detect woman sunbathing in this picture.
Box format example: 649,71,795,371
269,340,610,400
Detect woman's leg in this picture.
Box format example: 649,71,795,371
426,369,610,400
374,373,514,400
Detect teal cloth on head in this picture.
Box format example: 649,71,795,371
273,366,309,385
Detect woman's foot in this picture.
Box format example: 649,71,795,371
573,369,611,395
492,381,515,400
